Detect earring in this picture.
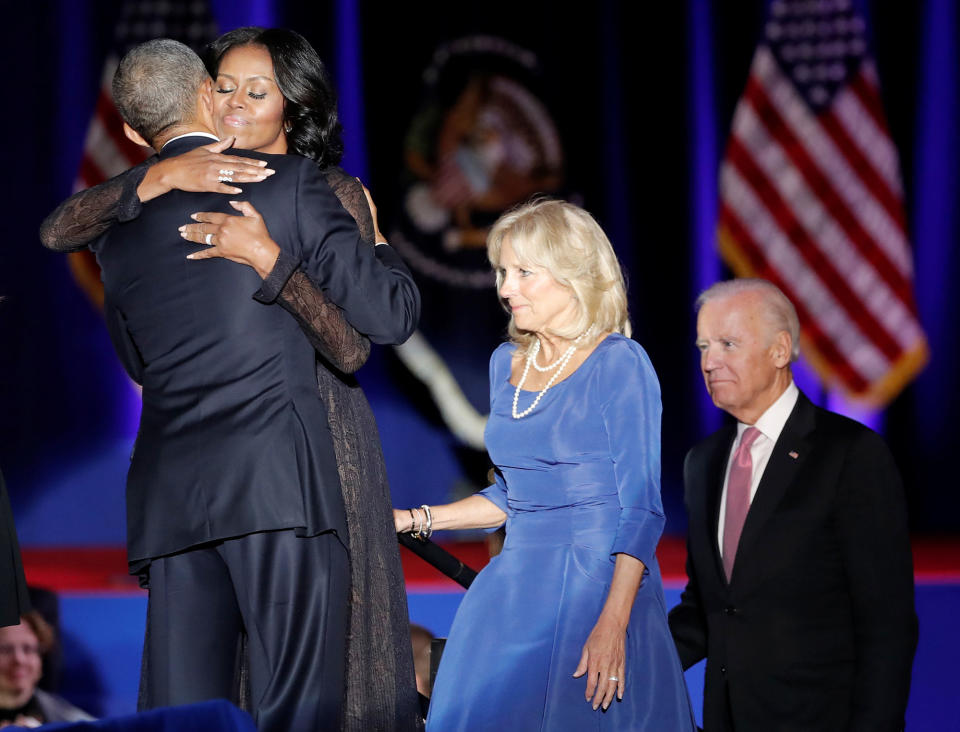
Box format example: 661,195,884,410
284,123,292,133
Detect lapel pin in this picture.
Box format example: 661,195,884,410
788,451,799,459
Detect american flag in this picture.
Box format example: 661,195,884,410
718,0,928,405
69,0,218,307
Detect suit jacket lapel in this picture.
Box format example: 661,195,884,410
734,392,816,571
706,426,737,585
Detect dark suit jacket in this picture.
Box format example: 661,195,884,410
669,391,917,732
0,469,29,626
90,135,419,568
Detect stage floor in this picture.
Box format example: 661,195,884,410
22,537,960,728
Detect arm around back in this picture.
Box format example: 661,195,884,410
295,162,420,345
39,162,153,252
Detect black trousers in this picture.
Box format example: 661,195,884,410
140,529,349,731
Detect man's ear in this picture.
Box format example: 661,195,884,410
122,122,150,149
199,78,214,123
771,330,793,368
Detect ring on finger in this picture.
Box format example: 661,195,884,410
204,232,213,246
217,175,233,183
607,676,619,682
218,169,235,176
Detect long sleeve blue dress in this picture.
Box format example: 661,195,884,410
426,333,696,730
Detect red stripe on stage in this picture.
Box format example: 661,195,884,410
21,537,960,593
22,547,142,593
744,78,914,305
719,204,869,392
726,137,903,361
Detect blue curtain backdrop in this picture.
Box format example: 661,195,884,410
1,0,957,546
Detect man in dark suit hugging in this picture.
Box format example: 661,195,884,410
669,278,916,731
89,39,418,730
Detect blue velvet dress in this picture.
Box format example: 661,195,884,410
427,334,696,730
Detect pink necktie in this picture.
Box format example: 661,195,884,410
722,426,761,582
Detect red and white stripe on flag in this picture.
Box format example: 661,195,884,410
73,0,219,192
67,1,218,307
74,60,152,192
717,0,927,405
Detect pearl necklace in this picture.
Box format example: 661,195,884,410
512,327,594,419
530,341,567,372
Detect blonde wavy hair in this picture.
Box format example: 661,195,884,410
487,198,631,350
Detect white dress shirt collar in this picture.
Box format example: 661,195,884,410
161,132,219,150
735,380,799,447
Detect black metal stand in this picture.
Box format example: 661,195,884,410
397,533,478,589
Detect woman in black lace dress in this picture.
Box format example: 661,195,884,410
39,27,420,732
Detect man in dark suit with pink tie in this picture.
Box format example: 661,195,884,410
669,278,916,731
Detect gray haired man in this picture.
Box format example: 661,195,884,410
669,279,916,731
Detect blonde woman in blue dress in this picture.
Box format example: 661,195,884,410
396,199,696,730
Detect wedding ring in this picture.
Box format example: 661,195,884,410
607,676,619,682
204,233,213,245
217,175,233,183
218,169,235,176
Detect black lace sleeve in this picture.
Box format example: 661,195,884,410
321,166,377,242
253,166,373,374
38,158,157,252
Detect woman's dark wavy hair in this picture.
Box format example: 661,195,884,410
204,27,344,168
